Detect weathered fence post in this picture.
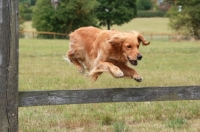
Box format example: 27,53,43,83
0,0,19,131
32,32,35,39
150,33,153,40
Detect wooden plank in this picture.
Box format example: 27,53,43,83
0,0,19,131
20,31,68,36
19,31,69,39
19,86,200,107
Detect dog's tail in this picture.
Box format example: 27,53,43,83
63,56,71,62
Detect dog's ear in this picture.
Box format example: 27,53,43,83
138,34,150,46
108,34,125,45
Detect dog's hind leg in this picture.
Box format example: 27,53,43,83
87,67,104,82
67,49,85,74
88,62,124,79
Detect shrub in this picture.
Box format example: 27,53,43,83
24,8,33,13
24,13,32,21
32,0,99,39
166,1,200,40
137,0,153,10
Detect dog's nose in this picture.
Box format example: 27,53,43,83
137,54,142,60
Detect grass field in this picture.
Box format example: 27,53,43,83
20,18,200,131
19,38,200,132
24,17,172,34
102,18,173,33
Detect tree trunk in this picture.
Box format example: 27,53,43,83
106,19,111,30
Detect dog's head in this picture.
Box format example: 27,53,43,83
108,32,150,66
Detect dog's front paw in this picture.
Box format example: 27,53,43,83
111,67,124,78
133,75,143,82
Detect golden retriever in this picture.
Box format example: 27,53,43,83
67,26,150,82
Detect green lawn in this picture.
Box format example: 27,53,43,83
24,17,172,33
103,17,173,33
19,38,200,132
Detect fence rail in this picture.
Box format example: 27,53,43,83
19,30,68,39
19,86,200,107
20,30,183,41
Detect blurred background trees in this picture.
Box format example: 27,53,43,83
19,0,200,40
19,0,35,22
167,0,200,39
32,0,99,38
95,0,137,30
137,0,153,10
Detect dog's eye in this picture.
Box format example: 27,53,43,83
127,45,132,48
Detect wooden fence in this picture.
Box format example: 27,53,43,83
141,32,180,41
0,1,200,132
19,86,200,107
19,30,68,39
19,30,180,41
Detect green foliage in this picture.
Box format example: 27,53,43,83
96,0,137,30
32,0,99,38
137,10,166,17
23,8,33,21
30,0,37,6
137,0,153,10
24,13,32,21
31,0,138,33
24,8,32,13
19,0,36,6
166,0,200,39
19,0,37,7
19,3,25,26
20,0,31,6
19,3,25,37
19,0,34,21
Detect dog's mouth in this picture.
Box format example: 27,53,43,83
127,57,138,66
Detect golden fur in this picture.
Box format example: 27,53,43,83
67,26,150,82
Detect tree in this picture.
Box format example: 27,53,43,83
137,0,153,10
95,0,137,30
167,0,200,40
31,0,37,6
32,0,99,38
19,0,31,6
20,0,37,6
